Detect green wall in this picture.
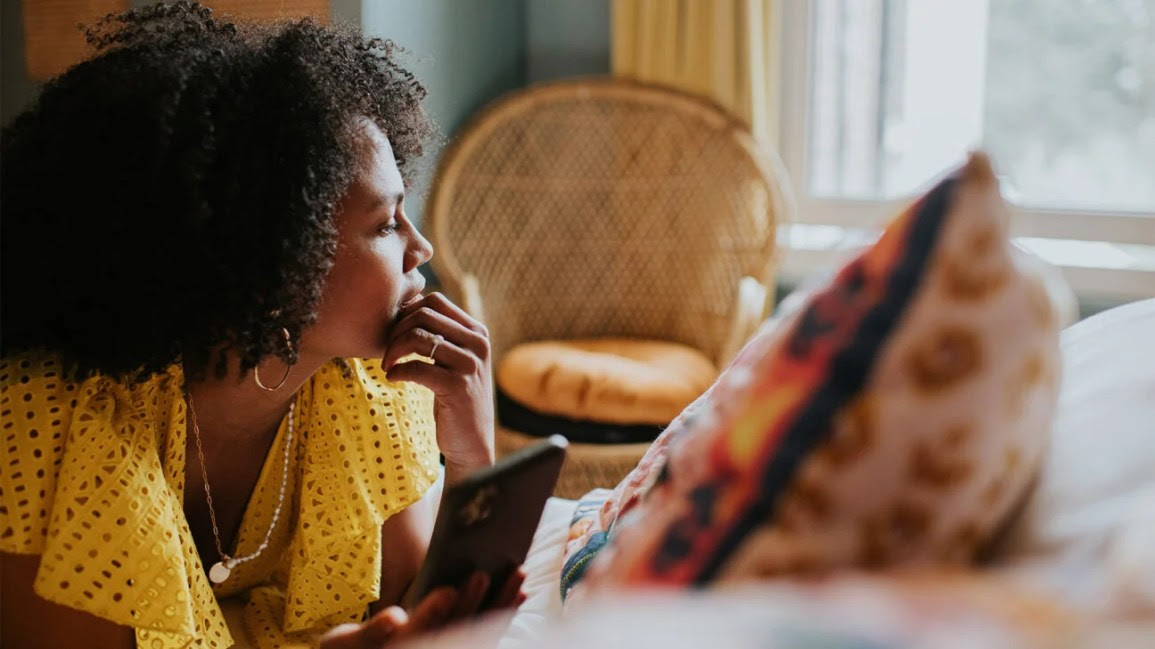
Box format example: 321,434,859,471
1,0,38,126
527,0,609,83
360,0,528,227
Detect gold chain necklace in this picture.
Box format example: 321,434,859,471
185,393,296,584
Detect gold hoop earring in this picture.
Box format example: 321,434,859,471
254,327,293,391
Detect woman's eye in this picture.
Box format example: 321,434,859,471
377,220,402,235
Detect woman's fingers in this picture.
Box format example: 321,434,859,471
317,624,364,649
396,292,488,339
360,607,410,646
319,572,524,649
387,292,490,365
490,569,527,611
384,359,471,395
383,326,478,375
382,294,494,393
450,572,491,619
318,606,408,649
319,587,465,648
398,586,458,638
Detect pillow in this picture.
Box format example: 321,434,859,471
496,339,716,439
988,298,1155,619
563,152,1064,596
500,497,575,646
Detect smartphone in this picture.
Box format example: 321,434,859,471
403,435,568,610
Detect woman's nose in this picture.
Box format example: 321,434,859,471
405,224,434,271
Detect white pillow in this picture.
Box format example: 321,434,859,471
498,497,572,647
990,298,1155,618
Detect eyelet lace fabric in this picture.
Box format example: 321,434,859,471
0,353,440,648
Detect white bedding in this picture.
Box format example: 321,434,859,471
498,497,574,648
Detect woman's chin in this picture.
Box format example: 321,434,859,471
321,342,386,363
362,345,389,362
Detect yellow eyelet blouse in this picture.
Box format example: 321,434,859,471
0,351,441,648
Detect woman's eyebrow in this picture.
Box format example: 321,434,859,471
368,191,405,212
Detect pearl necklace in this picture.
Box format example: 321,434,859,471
186,393,296,584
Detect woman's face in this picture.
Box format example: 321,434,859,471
299,121,433,361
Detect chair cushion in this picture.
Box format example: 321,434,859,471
561,153,1064,597
496,394,665,445
496,339,716,427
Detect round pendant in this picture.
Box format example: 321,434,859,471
209,561,232,584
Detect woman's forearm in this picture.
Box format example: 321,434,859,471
371,474,443,613
371,452,492,615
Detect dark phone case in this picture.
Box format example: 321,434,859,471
403,435,567,609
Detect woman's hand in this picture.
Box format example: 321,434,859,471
318,570,527,649
382,292,495,479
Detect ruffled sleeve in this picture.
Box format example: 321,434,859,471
0,352,75,555
0,351,233,649
276,357,441,635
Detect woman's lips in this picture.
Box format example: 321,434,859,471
398,276,427,313
400,284,425,310
391,291,424,330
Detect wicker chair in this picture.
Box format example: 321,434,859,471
427,79,793,498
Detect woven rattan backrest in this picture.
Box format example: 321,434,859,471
428,79,790,365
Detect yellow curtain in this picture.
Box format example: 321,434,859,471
611,0,780,146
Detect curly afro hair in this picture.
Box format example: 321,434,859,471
1,1,435,382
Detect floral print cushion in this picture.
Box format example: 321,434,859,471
561,153,1064,600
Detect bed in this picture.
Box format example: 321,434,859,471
222,299,1155,648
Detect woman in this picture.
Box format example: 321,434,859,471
0,4,518,647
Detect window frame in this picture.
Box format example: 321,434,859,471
774,0,1155,302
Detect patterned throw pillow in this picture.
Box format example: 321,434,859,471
561,153,1064,599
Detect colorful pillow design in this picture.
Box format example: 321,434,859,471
561,153,1063,598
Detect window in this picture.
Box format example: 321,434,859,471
777,0,1155,302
